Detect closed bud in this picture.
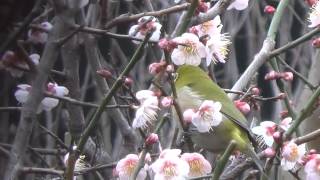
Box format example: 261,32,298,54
158,38,177,52
281,72,293,81
280,110,289,119
264,5,276,14
264,71,279,80
251,87,261,96
306,0,317,6
124,77,133,86
166,64,174,73
278,93,286,99
183,109,195,124
312,38,320,48
145,133,159,145
263,148,276,158
161,96,173,107
272,131,281,144
234,100,251,115
96,69,112,79
309,149,317,154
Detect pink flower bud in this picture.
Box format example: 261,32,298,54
158,38,178,52
264,71,279,81
183,109,195,124
234,100,251,115
161,96,173,107
153,90,162,97
251,87,261,96
281,72,293,81
312,38,320,48
272,131,282,144
166,64,174,73
96,69,112,79
306,0,317,6
197,1,209,13
188,26,199,36
263,148,276,158
124,77,133,86
278,93,286,99
145,133,159,145
309,149,317,154
280,110,289,119
148,61,166,75
264,5,276,14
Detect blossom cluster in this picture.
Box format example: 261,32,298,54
14,82,69,113
115,149,212,180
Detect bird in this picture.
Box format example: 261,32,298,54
174,64,265,173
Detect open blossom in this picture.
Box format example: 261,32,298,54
171,33,206,66
228,0,249,10
116,154,147,180
159,149,182,159
132,90,159,129
191,100,223,133
181,153,212,177
194,16,222,38
151,154,189,180
28,22,53,44
281,141,306,170
309,0,320,28
14,83,69,113
128,16,162,44
252,121,277,147
305,154,320,180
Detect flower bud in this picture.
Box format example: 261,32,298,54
281,72,293,81
280,110,289,119
234,100,251,115
263,148,276,158
306,0,317,6
264,71,279,80
312,38,320,48
183,109,195,124
96,69,112,79
264,5,276,14
251,87,261,96
166,64,174,73
148,61,166,75
309,149,317,154
189,26,199,36
124,77,133,86
145,133,159,145
158,38,177,52
278,93,286,99
161,96,173,107
272,131,282,144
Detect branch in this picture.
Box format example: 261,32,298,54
294,129,320,145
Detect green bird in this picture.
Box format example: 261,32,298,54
174,65,264,172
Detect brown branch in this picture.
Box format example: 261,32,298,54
104,3,190,29
294,129,320,145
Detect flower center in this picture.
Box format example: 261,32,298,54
124,160,137,175
266,126,276,136
162,161,178,177
189,159,203,176
200,21,213,34
182,41,197,55
287,145,299,162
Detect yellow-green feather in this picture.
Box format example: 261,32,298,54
175,65,250,150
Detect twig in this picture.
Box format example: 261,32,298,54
104,3,190,29
20,167,63,176
212,140,237,180
294,129,320,145
0,107,22,111
38,124,68,149
277,56,316,90
0,143,67,155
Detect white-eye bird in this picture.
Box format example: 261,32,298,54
174,65,264,173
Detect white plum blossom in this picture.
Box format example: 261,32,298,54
171,33,206,66
279,117,292,131
228,0,249,11
128,16,162,44
14,83,69,113
115,154,147,180
151,154,189,180
181,153,212,178
205,31,231,65
132,90,159,129
191,100,223,133
64,146,87,180
305,154,320,180
28,22,53,44
252,121,277,147
159,149,182,159
195,16,222,38
281,141,306,170
309,1,320,28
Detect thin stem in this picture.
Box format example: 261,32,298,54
212,140,237,180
